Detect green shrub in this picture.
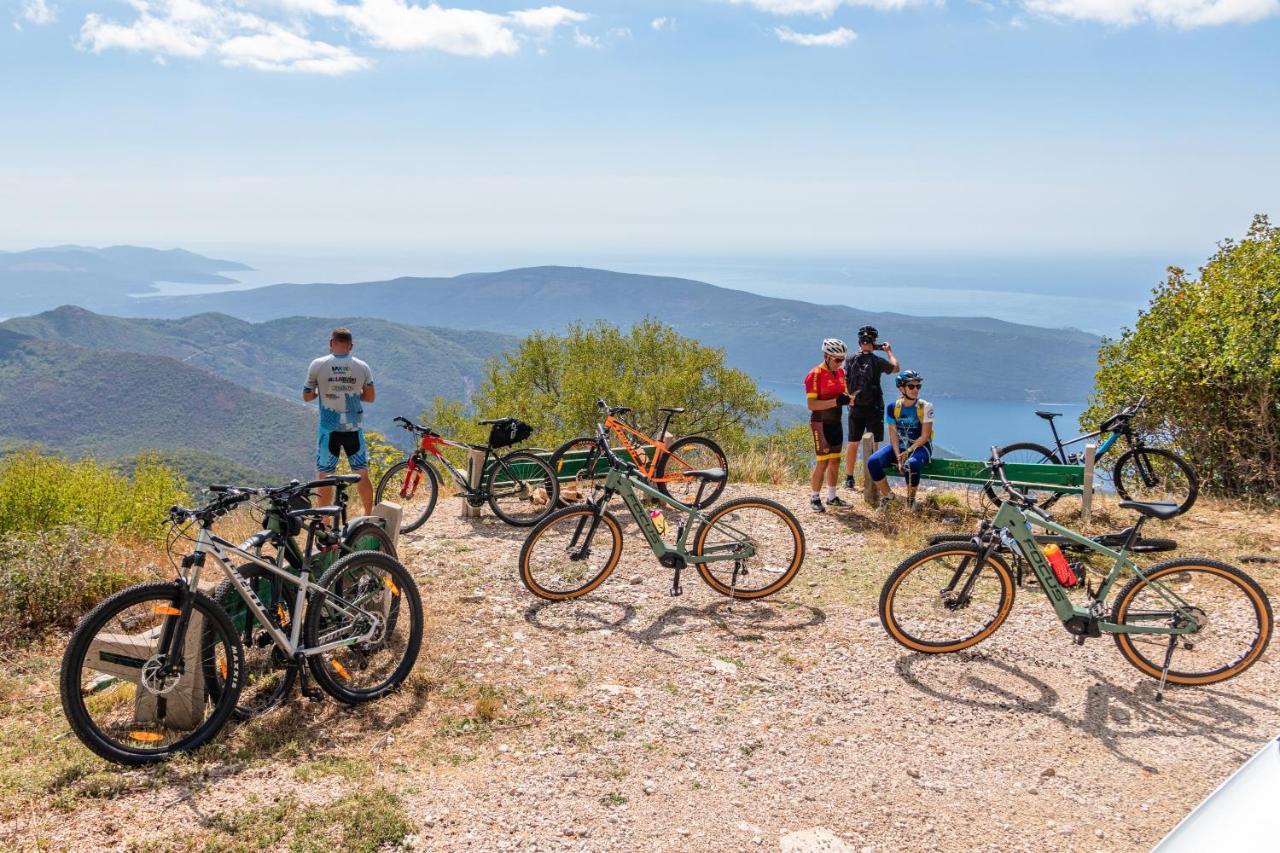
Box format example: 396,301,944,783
0,528,155,646
0,448,185,542
736,423,813,484
1087,215,1280,498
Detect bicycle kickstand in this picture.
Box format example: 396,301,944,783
295,654,324,702
1155,634,1177,703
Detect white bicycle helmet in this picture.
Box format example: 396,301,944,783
822,338,848,358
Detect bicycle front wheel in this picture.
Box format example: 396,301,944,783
549,436,606,507
1111,559,1272,685
375,459,439,533
487,450,559,526
692,498,804,599
982,442,1063,509
305,551,423,704
1113,447,1198,516
59,582,244,765
655,436,729,508
519,506,623,600
879,543,1016,653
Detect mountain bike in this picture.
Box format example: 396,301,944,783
986,395,1198,514
60,488,422,765
377,416,559,531
882,449,1270,700
208,475,397,719
549,399,728,509
519,421,803,601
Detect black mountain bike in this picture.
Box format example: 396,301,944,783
986,396,1198,514
377,416,559,531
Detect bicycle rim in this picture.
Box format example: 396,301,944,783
693,498,803,598
656,436,728,508
305,551,422,703
1113,448,1198,514
1112,561,1272,684
211,569,295,719
377,460,438,532
488,452,558,525
60,583,243,764
880,544,1015,652
519,507,623,600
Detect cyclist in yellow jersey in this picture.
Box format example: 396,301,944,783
805,339,852,512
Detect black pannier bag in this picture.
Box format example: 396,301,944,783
489,418,534,449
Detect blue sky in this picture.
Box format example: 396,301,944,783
3,1,1278,256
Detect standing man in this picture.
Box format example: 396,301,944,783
843,325,899,489
304,327,376,515
805,338,852,513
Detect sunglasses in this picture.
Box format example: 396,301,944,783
903,383,922,390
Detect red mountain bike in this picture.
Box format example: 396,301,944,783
376,416,559,531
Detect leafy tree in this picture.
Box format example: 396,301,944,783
1087,215,1280,497
422,320,778,451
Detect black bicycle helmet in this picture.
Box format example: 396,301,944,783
896,369,923,387
857,325,879,343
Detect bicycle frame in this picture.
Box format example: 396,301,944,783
410,431,490,493
183,526,380,660
990,501,1197,636
592,466,752,565
604,413,689,484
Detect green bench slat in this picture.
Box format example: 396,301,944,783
882,457,1085,494
486,445,656,484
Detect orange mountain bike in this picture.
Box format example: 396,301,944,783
549,398,729,509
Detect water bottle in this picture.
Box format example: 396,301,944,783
649,509,667,536
1042,543,1078,587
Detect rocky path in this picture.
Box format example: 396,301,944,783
3,485,1278,851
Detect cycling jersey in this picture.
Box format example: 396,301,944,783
804,363,846,424
843,351,894,410
886,397,934,453
304,354,374,432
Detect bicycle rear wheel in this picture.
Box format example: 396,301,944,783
305,551,423,704
1111,559,1271,685
655,436,729,508
519,506,623,600
692,498,804,599
487,450,559,526
549,436,607,507
879,543,1016,653
375,459,439,533
1113,447,1198,516
60,582,244,765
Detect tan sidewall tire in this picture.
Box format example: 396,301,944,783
879,544,1015,653
1112,559,1273,685
693,498,805,599
519,508,623,601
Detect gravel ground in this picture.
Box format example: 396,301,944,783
3,484,1278,852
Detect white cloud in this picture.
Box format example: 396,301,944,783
19,0,57,25
572,27,598,47
338,1,518,56
219,28,373,73
65,1,593,72
775,24,858,43
1022,0,1280,27
728,0,931,17
508,5,589,30
650,15,672,29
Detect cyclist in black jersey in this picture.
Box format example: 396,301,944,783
843,325,898,489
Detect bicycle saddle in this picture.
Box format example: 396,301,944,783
318,474,361,485
683,467,727,483
288,505,343,520
658,407,685,414
1034,411,1062,420
1118,500,1181,521
477,417,514,426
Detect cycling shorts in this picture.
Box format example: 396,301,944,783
317,429,368,473
810,419,843,462
848,406,885,444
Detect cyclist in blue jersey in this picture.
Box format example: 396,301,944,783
304,327,376,514
866,370,933,509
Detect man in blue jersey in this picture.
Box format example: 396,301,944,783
304,327,376,514
866,370,933,509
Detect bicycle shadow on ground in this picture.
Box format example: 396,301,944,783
895,652,1275,772
522,596,826,659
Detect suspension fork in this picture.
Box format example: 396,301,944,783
158,550,204,675
569,489,615,558
948,542,998,605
